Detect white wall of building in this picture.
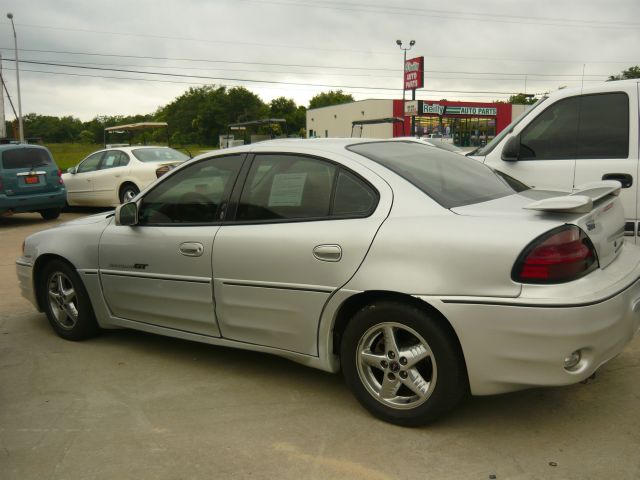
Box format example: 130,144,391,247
306,99,394,139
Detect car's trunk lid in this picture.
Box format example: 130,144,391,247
452,181,625,269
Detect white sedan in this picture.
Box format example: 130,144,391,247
17,139,640,426
63,146,189,207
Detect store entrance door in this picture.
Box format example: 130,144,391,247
451,117,496,147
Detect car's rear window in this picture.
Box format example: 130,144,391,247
1,148,53,170
132,148,189,163
348,141,527,208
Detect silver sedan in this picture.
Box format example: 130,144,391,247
16,139,640,426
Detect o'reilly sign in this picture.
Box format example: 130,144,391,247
423,104,445,115
422,103,497,116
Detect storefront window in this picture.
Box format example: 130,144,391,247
416,115,496,147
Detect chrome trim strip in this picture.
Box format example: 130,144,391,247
15,259,33,267
100,269,210,284
220,279,333,294
16,171,47,176
440,278,640,309
78,268,98,275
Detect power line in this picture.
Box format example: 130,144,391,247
264,0,640,27
238,0,640,30
2,58,537,95
0,47,617,77
7,68,517,99
7,57,611,83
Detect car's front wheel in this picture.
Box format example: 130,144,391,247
341,300,467,426
40,260,100,341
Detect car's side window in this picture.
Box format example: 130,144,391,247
117,152,130,167
237,154,337,221
100,151,127,170
138,155,242,225
236,154,378,222
519,96,580,160
333,170,377,216
575,93,629,159
519,92,629,161
77,152,104,173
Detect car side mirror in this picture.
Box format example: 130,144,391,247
67,166,77,174
501,135,521,162
115,202,138,226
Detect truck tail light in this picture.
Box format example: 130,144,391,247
512,225,598,284
57,168,64,184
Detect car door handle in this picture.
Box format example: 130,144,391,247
313,244,342,262
602,173,633,188
179,242,204,257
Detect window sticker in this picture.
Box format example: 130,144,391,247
268,173,307,207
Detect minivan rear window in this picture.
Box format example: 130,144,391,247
348,141,527,208
1,148,53,170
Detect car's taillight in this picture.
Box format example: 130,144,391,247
156,165,172,178
512,225,598,284
57,168,64,184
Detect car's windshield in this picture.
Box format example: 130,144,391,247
132,148,189,163
349,141,528,209
471,96,548,156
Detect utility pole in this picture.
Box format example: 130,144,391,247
0,52,6,139
7,13,24,143
396,39,415,136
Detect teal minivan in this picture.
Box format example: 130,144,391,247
0,144,66,220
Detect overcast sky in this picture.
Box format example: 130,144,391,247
1,0,639,120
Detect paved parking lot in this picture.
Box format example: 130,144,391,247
1,212,640,479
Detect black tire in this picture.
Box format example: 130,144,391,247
39,208,61,220
341,300,468,427
119,183,139,204
40,259,100,341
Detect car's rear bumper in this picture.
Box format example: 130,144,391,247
16,258,38,310
426,249,640,396
1,190,66,214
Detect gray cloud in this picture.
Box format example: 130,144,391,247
1,0,638,120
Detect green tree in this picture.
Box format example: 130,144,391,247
506,93,537,105
269,97,306,135
608,66,640,81
308,90,354,109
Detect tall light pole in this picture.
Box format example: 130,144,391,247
396,39,415,136
7,13,24,143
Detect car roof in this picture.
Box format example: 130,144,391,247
220,137,423,155
0,143,50,152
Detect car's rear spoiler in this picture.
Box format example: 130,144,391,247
524,180,621,213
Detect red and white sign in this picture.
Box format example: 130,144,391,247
404,56,424,91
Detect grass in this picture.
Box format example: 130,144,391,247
43,143,216,170
45,144,103,170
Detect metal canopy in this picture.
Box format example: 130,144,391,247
227,118,287,128
351,117,405,137
103,122,170,147
104,122,169,132
351,117,405,127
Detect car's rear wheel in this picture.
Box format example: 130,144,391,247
119,183,139,204
39,208,61,220
40,260,100,341
341,300,467,426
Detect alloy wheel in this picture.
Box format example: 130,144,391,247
356,322,437,410
47,272,79,331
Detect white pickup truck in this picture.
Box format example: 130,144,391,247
469,79,639,239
